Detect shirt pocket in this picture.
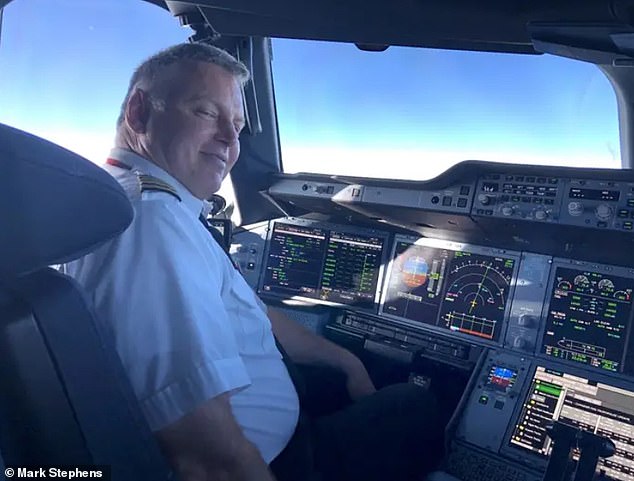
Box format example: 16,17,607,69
226,277,274,353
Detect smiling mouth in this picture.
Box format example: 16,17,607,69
201,152,227,164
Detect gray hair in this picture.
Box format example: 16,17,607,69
116,43,250,127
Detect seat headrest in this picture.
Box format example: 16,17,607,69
0,123,133,278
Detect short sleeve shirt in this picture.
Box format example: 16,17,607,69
62,148,299,463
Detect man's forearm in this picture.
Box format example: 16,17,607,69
163,434,277,481
267,307,360,372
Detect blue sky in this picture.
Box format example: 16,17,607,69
0,0,623,179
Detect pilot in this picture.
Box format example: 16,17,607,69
62,42,442,481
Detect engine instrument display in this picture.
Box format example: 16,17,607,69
380,237,516,342
541,267,634,373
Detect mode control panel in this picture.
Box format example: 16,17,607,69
456,352,531,452
559,178,634,231
473,174,563,223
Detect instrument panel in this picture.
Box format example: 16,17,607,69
249,163,634,481
232,213,634,481
244,217,634,384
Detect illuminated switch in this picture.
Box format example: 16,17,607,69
351,188,361,198
247,262,256,270
442,196,452,206
460,186,470,195
457,198,468,208
478,395,489,405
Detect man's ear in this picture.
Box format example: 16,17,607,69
125,88,151,134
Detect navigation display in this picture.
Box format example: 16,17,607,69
508,366,634,481
381,237,516,342
541,267,634,373
260,221,386,309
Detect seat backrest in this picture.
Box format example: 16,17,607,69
0,123,173,480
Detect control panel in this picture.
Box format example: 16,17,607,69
560,178,634,231
230,222,268,288
474,173,563,223
472,173,634,234
455,351,531,451
243,217,634,385
327,310,483,370
255,161,634,481
501,364,634,480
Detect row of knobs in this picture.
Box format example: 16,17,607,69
568,201,613,221
478,194,550,220
479,195,614,222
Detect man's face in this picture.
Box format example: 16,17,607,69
142,61,245,199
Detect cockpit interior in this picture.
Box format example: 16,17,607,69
3,1,634,480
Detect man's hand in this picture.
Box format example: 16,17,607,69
341,354,377,401
156,392,277,481
268,307,376,402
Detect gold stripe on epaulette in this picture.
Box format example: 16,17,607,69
137,174,182,201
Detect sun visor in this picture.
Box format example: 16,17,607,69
0,123,133,278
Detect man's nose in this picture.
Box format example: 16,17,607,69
215,118,239,145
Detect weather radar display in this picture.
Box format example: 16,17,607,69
382,238,515,342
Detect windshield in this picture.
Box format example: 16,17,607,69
0,0,190,162
271,38,621,179
0,2,622,182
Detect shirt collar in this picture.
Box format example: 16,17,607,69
108,148,213,218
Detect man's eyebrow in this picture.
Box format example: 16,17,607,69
185,93,217,104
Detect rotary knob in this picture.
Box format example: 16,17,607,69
502,205,514,216
595,204,613,221
534,209,548,221
518,314,536,328
513,336,528,349
478,194,494,205
568,201,584,216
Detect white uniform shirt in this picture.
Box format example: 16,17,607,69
62,148,299,463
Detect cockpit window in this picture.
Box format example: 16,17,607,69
271,38,622,179
0,0,190,162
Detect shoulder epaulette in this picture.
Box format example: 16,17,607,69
105,161,181,203
137,173,182,201
113,170,181,202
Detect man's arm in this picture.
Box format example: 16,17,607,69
156,392,277,481
267,307,376,400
